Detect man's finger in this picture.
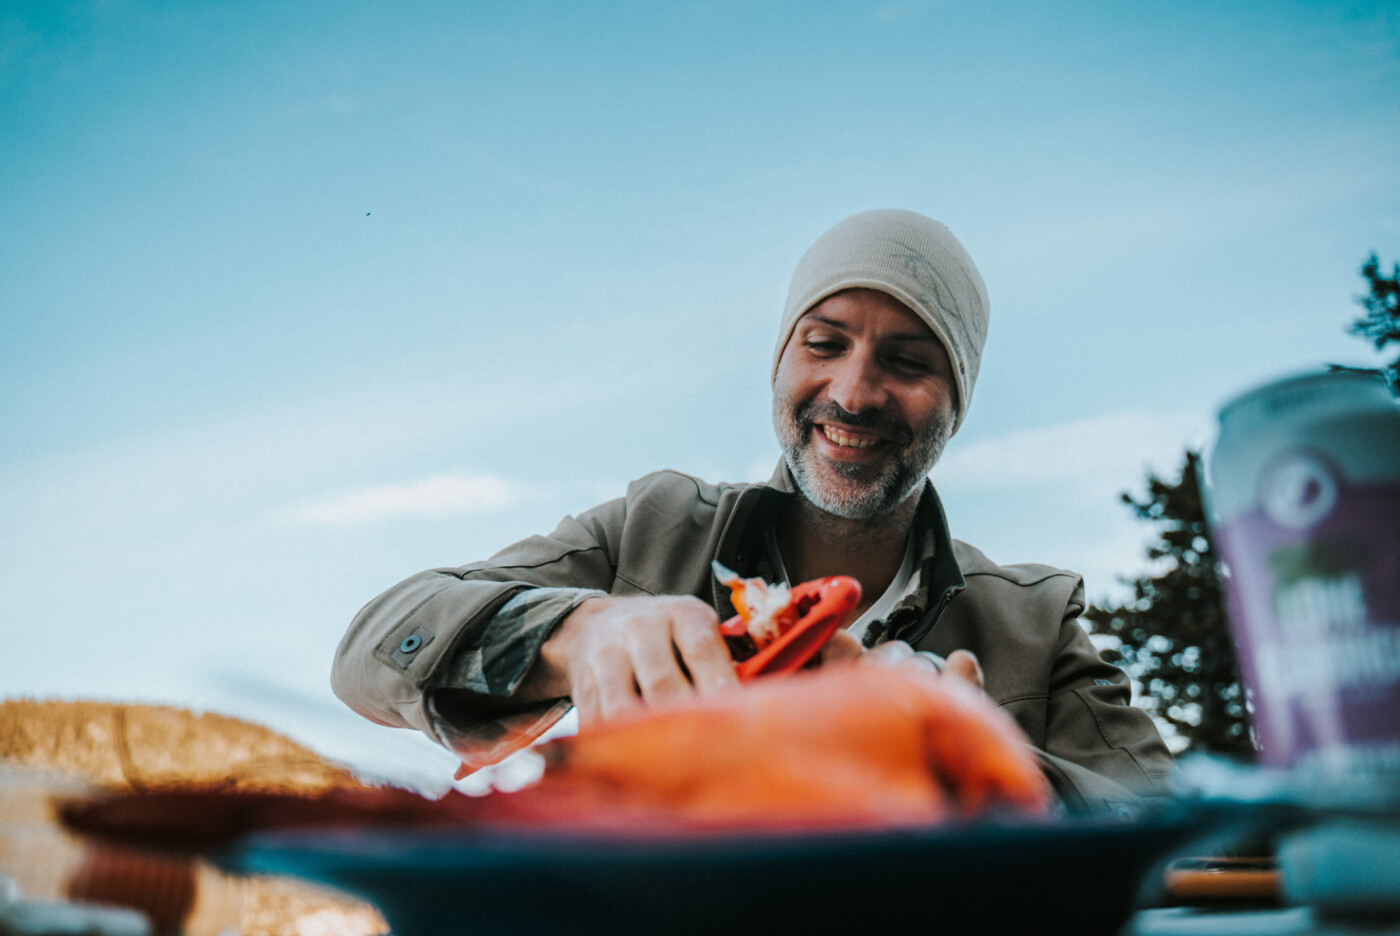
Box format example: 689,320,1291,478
573,664,602,729
590,645,642,723
943,649,984,689
819,629,864,664
630,622,694,702
671,605,738,693
862,639,917,666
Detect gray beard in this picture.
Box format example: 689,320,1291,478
774,399,952,521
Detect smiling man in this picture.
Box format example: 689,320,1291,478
332,210,1175,812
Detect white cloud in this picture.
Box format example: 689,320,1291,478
935,410,1210,500
283,473,531,526
874,3,926,24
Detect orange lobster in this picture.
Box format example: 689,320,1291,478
528,664,1051,831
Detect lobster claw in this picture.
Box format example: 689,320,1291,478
727,576,862,681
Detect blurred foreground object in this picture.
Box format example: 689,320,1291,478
74,676,1343,936
530,662,1049,828
1162,857,1281,905
0,701,387,936
1280,820,1400,919
0,765,236,936
1202,370,1400,789
0,700,360,793
64,665,1049,853
1,866,151,936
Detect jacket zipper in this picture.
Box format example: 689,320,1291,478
903,582,964,647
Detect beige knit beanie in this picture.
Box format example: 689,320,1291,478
772,209,990,434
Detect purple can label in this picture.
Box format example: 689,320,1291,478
1218,447,1400,778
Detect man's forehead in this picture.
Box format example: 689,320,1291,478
798,290,939,343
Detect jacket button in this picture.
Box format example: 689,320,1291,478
399,635,423,654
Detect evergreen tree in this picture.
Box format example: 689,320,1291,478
1083,452,1253,758
1351,254,1400,391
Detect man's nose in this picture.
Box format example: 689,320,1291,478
826,355,888,415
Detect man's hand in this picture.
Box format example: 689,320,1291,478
522,595,739,727
821,632,985,690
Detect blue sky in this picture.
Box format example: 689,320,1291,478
2,0,1397,785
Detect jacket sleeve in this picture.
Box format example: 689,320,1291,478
330,496,627,744
1037,582,1178,813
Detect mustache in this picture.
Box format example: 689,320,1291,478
795,401,913,446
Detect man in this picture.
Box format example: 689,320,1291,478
332,210,1175,813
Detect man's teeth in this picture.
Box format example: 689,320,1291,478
822,426,879,449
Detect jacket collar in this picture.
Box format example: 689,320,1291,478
764,458,799,493
909,472,967,645
714,460,966,642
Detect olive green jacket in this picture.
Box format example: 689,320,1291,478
332,464,1175,814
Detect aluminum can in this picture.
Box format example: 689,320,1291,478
1204,370,1400,785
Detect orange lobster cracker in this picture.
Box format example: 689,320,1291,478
712,561,862,680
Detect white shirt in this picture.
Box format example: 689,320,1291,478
763,522,930,646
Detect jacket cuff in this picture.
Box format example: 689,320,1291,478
435,586,605,696
430,695,575,775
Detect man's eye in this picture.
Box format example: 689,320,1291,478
890,356,931,373
805,340,843,354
